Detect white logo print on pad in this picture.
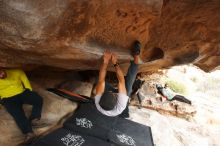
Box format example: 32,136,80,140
61,133,85,146
76,118,93,129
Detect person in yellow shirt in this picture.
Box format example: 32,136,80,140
0,68,43,143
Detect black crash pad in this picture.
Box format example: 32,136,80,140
63,103,117,141
64,103,154,146
30,128,113,146
109,117,154,146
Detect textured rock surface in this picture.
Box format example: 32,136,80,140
141,0,220,72
0,0,220,72
131,96,196,119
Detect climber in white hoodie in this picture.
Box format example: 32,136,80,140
94,41,142,118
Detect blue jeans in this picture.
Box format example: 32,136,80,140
105,61,138,117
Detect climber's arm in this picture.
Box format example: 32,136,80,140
95,50,111,95
111,53,126,94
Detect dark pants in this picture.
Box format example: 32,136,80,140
105,61,138,117
170,95,191,105
2,90,43,134
137,93,143,105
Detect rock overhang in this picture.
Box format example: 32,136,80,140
0,0,219,72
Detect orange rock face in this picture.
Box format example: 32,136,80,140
0,0,219,72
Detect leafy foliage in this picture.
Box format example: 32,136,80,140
165,79,187,95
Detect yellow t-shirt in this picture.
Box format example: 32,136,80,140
0,69,32,99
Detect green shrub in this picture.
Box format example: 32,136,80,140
165,79,187,95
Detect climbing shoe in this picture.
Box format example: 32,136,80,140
132,40,141,56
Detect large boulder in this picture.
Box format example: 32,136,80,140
0,0,219,72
